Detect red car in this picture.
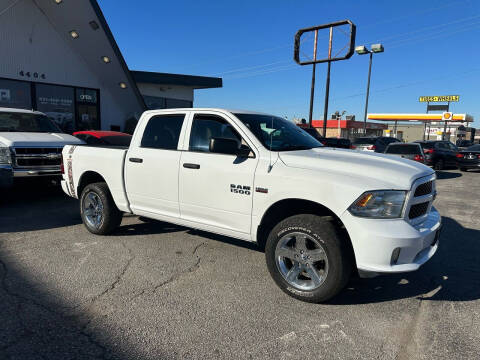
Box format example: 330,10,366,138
73,130,132,147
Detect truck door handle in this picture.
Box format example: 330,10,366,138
183,163,200,169
129,157,143,163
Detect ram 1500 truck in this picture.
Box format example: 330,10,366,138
61,109,441,303
0,107,83,188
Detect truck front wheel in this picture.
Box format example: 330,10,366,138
80,182,122,235
265,214,352,303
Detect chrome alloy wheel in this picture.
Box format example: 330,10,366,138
275,232,329,291
83,192,104,229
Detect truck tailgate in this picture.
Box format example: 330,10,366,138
62,145,130,212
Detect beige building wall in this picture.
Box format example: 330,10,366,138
385,124,425,142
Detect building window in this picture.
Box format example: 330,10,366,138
143,95,192,110
35,84,75,133
0,79,32,109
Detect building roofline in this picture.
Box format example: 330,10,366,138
131,70,222,89
88,0,147,111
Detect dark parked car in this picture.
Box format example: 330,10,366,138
323,137,352,149
301,128,352,149
414,140,461,170
456,139,473,150
457,144,480,171
352,136,401,153
301,127,326,143
384,143,425,163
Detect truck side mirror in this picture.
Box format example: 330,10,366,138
210,137,250,157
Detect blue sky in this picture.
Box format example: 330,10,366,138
99,0,480,125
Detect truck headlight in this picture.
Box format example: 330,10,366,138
0,143,12,165
348,190,407,218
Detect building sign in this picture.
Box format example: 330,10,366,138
419,95,459,102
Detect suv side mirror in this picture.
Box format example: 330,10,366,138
210,137,251,157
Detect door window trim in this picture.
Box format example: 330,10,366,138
183,111,258,158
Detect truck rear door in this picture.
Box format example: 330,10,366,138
124,112,187,218
179,112,258,234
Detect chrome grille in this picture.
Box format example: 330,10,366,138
409,202,429,219
414,181,432,197
405,175,436,224
13,147,63,168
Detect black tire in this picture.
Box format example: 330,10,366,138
80,182,122,235
460,167,467,172
434,159,444,171
265,214,352,303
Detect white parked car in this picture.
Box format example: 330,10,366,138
61,109,441,303
0,107,83,188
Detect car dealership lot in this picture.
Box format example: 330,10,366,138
0,170,479,360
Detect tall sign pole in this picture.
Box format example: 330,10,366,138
307,30,318,128
294,20,356,136
322,27,333,137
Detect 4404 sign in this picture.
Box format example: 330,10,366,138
419,95,460,102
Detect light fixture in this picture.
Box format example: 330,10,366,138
69,30,79,39
101,56,111,63
371,43,384,53
89,21,99,30
54,0,63,4
355,45,369,55
119,82,127,89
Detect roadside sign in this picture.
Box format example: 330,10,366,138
442,112,453,121
419,95,459,102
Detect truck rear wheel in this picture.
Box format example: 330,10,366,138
80,182,122,235
265,214,351,303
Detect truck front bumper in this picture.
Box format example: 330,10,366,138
341,207,441,275
0,165,14,188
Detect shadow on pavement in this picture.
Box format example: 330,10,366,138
436,170,462,179
0,250,149,359
0,182,81,233
331,217,480,304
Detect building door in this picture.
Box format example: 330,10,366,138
76,104,99,130
76,88,100,130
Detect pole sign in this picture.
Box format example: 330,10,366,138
419,95,459,102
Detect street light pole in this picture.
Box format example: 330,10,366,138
355,44,384,136
363,52,373,134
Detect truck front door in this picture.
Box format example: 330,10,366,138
125,113,187,219
179,112,258,235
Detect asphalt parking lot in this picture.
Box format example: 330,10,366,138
0,169,479,360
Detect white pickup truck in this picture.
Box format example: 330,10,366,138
61,108,441,302
0,107,83,188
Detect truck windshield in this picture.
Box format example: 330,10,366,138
0,112,61,133
234,113,322,151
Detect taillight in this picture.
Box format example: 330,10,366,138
367,145,376,150
456,153,464,158
60,156,65,174
478,155,480,159
423,148,434,154
350,145,356,149
321,140,326,145
414,154,424,162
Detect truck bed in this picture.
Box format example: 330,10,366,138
62,144,131,212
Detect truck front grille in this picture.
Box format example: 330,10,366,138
13,147,63,168
409,202,429,219
414,181,432,197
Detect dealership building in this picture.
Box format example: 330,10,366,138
0,0,222,133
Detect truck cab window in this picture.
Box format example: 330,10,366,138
189,114,242,153
141,114,185,150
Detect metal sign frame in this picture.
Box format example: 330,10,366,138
294,20,356,65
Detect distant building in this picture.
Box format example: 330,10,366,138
304,118,387,139
0,0,222,133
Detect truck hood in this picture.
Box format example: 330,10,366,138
0,132,84,147
279,147,434,189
